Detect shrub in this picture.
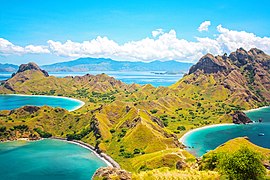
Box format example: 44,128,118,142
133,148,141,154
13,125,29,131
150,109,158,114
110,129,116,133
0,126,6,132
34,128,52,138
219,147,266,180
118,128,127,137
200,147,266,180
177,126,186,131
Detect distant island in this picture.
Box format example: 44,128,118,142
42,58,193,72
0,58,193,73
0,63,18,72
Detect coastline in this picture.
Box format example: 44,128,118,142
0,137,120,169
179,123,236,145
2,94,85,111
50,137,120,169
179,106,270,146
243,105,269,113
0,137,43,143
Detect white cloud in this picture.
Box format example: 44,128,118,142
152,29,164,37
198,21,211,32
0,38,25,55
25,45,50,54
1,22,270,63
0,38,49,56
216,25,270,52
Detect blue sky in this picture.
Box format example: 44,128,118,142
1,0,270,65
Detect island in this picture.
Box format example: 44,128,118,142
0,48,270,179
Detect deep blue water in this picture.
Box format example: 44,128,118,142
183,107,270,157
0,94,84,111
0,71,183,87
0,139,107,180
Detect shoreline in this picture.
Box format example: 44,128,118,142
2,94,85,111
243,105,269,113
179,105,270,146
0,137,120,169
50,137,120,168
179,123,236,145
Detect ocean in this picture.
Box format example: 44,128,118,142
182,107,270,157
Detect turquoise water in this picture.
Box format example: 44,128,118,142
0,71,184,87
0,139,107,180
183,107,270,157
0,94,83,111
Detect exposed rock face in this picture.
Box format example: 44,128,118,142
3,82,15,91
92,167,132,180
189,48,270,75
232,111,253,124
16,62,49,77
189,53,228,74
176,160,187,170
182,48,270,106
9,106,41,115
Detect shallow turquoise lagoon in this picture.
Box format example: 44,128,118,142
183,107,270,157
0,94,84,111
0,139,107,180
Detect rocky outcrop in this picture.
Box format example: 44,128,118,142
232,111,253,124
182,48,270,105
151,116,165,128
92,167,132,180
120,117,142,129
176,160,188,170
188,54,228,74
15,62,49,77
9,106,41,115
3,82,15,91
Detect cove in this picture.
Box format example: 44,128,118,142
0,139,108,180
181,106,270,157
0,94,85,111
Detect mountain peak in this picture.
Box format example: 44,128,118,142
248,48,266,56
188,53,227,74
188,48,269,75
16,62,49,77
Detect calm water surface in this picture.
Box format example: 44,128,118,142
0,139,107,180
183,107,270,157
0,71,183,87
0,94,83,111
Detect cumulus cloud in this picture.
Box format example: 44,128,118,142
47,29,213,61
0,38,49,56
152,29,164,37
216,25,270,52
1,23,270,62
198,21,211,32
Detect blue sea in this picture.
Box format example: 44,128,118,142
183,107,270,157
0,71,184,87
0,139,107,180
0,94,84,111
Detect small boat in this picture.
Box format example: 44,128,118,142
258,133,265,136
259,118,263,123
